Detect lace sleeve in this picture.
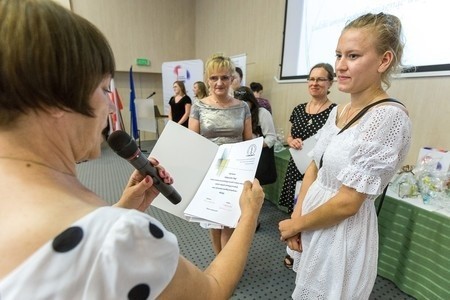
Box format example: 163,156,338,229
337,105,411,195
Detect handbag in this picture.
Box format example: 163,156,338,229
256,146,277,185
255,126,277,185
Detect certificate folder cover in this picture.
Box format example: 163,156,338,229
150,121,263,228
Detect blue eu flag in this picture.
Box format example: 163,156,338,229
129,66,139,140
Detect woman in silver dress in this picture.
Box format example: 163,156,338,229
189,54,253,255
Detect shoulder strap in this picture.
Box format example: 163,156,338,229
319,98,404,169
337,98,404,135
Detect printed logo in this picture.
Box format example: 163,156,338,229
247,144,257,156
173,65,191,81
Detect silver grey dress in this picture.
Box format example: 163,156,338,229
190,101,251,145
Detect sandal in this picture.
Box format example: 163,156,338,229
284,255,293,270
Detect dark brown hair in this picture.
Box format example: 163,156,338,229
309,63,334,94
234,86,259,134
309,63,334,81
0,0,115,126
250,82,263,93
174,81,187,95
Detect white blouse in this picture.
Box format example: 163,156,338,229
0,207,179,300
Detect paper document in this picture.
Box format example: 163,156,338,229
184,138,263,227
150,121,263,228
289,135,317,174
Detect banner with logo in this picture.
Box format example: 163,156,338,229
162,59,204,115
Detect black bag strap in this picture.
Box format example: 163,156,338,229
319,98,404,168
337,98,404,135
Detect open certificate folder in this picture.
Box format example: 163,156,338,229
150,121,263,228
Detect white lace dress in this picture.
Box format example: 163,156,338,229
290,105,411,300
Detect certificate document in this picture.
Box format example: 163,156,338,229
289,135,317,174
150,121,263,228
184,137,263,228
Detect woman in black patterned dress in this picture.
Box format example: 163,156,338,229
279,63,337,269
279,63,337,213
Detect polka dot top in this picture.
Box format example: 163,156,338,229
290,102,337,141
0,207,179,300
278,102,336,212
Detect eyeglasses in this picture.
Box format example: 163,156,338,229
208,75,231,82
307,77,329,83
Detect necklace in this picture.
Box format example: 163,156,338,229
0,156,76,177
214,96,232,108
307,99,328,126
343,105,363,125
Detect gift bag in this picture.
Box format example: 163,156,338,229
417,147,450,172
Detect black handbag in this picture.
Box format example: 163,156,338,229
255,126,277,185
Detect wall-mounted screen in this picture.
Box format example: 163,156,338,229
280,0,450,80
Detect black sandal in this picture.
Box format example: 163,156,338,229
284,255,293,270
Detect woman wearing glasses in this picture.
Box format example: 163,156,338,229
189,54,253,255
279,63,337,269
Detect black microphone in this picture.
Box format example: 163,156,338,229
107,130,181,205
146,92,156,99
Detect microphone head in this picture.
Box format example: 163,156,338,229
107,130,138,159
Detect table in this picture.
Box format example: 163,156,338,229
376,188,450,300
263,148,290,212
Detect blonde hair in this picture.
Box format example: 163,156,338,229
204,53,235,82
194,81,208,99
344,13,404,88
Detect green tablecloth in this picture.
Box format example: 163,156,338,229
262,148,290,212
377,194,450,300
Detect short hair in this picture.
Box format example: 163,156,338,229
309,63,334,81
235,67,243,81
173,81,187,95
234,86,259,133
343,13,404,88
194,81,208,99
250,82,263,93
204,53,235,81
0,0,115,126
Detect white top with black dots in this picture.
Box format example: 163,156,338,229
0,207,179,300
